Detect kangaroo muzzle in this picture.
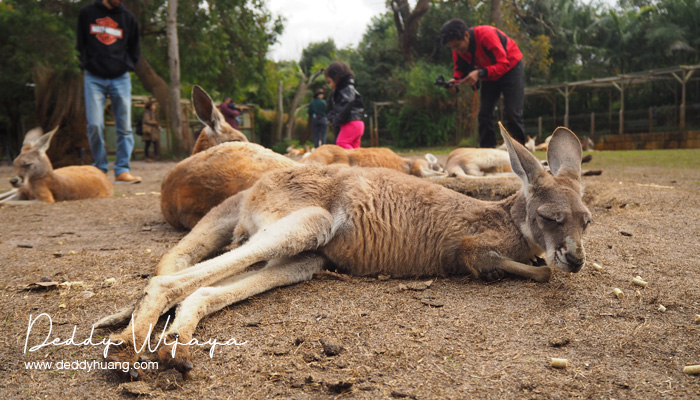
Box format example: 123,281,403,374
10,176,23,188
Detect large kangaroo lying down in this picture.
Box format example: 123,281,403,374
100,123,592,377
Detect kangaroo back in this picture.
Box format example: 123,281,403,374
161,142,298,230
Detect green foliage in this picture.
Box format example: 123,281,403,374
387,104,455,148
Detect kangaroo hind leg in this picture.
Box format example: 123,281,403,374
157,253,327,374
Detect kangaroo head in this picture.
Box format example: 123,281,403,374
424,153,446,174
11,127,58,188
500,122,592,273
191,85,248,153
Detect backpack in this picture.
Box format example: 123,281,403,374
135,116,143,136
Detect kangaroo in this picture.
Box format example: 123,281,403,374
190,86,248,154
161,87,295,230
302,144,446,177
445,147,514,177
0,127,112,204
100,123,591,377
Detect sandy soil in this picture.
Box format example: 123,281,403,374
0,153,699,399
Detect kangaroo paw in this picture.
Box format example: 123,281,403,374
479,267,505,282
157,333,194,376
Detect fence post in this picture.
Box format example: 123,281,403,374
649,107,653,134
590,112,595,137
538,116,542,139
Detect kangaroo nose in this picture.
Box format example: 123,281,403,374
566,252,585,272
10,176,21,187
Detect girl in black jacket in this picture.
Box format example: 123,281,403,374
324,61,365,149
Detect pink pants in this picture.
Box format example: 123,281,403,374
335,120,365,149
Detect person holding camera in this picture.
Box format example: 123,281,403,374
440,18,526,148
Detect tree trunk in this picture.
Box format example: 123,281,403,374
490,0,502,27
166,0,190,156
285,68,324,140
276,81,284,143
390,0,431,66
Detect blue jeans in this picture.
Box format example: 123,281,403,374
312,116,328,147
84,70,134,175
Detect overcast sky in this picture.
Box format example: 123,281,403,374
266,0,389,62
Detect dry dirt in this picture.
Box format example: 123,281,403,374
0,153,699,399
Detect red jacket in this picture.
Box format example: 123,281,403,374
452,26,522,82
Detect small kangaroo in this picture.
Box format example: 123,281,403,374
0,127,112,204
101,122,592,377
161,86,296,230
302,144,446,177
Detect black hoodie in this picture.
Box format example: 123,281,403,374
77,0,140,78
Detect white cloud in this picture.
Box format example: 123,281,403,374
267,0,388,62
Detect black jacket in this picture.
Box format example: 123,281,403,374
327,76,364,133
77,0,140,78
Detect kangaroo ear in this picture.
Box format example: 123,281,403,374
35,126,59,154
192,86,225,135
23,127,44,148
499,122,543,185
547,127,582,178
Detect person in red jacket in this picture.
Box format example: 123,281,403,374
440,18,526,148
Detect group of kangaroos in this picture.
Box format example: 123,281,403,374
3,86,593,378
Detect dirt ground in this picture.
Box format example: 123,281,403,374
1,151,699,399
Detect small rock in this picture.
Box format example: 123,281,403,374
17,244,33,249
398,280,433,291
327,380,353,394
377,274,391,281
320,339,344,356
620,231,633,237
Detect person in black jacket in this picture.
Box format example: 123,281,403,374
77,0,141,183
324,61,365,149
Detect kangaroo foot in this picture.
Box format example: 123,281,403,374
104,334,143,379
157,333,194,376
479,267,505,282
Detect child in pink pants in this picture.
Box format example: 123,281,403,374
325,61,365,149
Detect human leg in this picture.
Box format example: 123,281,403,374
109,72,134,176
478,80,501,148
335,120,364,149
500,62,526,145
83,71,109,173
144,140,151,159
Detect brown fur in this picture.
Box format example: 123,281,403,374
190,86,248,155
445,147,514,177
100,124,592,378
161,142,298,230
302,144,445,177
1,127,112,204
160,87,275,230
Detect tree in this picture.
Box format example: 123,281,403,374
285,66,324,139
390,0,432,65
166,0,190,155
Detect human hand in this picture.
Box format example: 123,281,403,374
463,70,480,86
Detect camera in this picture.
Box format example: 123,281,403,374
434,74,456,89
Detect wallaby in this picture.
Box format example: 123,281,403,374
302,144,446,177
0,127,112,204
445,147,514,177
100,123,592,377
190,86,248,155
160,87,298,230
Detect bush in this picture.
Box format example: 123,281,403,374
387,105,455,148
